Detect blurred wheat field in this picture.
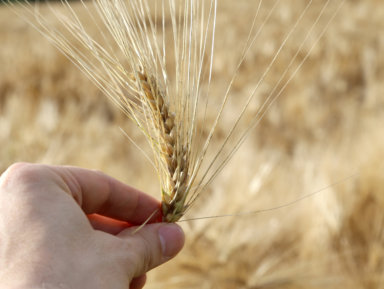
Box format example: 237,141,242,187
1,0,384,288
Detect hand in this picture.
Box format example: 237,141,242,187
0,163,184,289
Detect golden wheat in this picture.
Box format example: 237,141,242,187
7,0,346,223
6,0,205,222
132,70,190,222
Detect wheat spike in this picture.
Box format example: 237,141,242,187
133,70,190,222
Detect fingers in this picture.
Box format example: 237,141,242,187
118,223,185,278
1,163,162,225
51,165,162,225
87,214,132,235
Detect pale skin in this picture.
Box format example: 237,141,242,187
0,163,185,289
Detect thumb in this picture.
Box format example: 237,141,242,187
118,223,184,278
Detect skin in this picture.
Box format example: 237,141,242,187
0,163,185,289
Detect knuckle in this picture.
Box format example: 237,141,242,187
3,162,31,174
138,237,154,272
0,163,45,208
118,231,160,277
114,239,146,277
0,162,36,188
134,230,160,271
0,163,51,197
91,169,107,177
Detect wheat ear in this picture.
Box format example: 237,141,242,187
134,70,190,222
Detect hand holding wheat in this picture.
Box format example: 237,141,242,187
0,163,184,289
4,0,384,287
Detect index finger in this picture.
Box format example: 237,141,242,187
50,165,162,225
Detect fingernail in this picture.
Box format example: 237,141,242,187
158,224,185,259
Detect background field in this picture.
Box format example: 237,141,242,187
1,0,384,288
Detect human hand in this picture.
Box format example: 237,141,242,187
0,163,184,289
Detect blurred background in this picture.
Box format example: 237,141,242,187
1,0,384,288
